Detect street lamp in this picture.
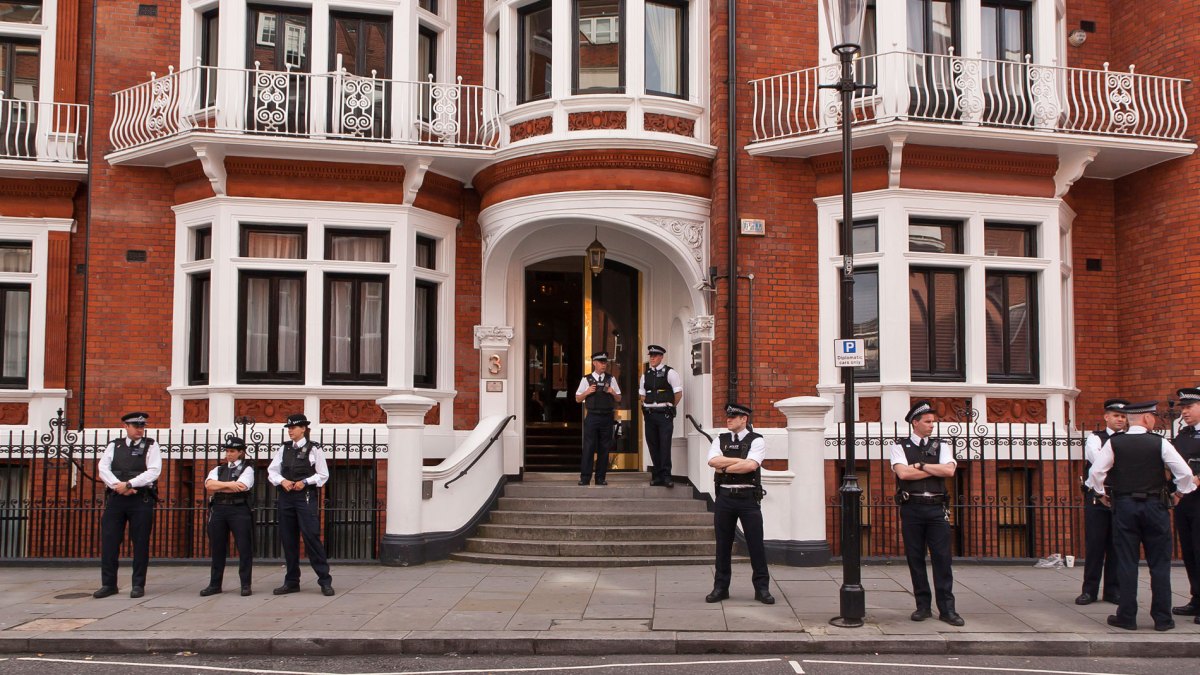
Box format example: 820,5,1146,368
822,0,870,629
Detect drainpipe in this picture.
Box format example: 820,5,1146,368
725,0,739,404
77,0,98,429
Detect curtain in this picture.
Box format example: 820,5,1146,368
244,278,270,371
329,280,352,373
0,247,29,272
329,235,385,262
277,278,302,372
645,2,680,95
247,231,303,258
2,288,27,379
359,281,384,375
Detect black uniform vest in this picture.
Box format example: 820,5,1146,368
896,438,946,495
211,462,252,506
643,366,674,405
715,431,762,487
280,442,317,482
111,437,153,482
585,374,615,415
1084,429,1115,477
1174,426,1200,501
1108,432,1166,496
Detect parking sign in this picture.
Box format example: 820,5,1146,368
834,339,866,368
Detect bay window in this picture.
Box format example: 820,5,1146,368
645,0,686,98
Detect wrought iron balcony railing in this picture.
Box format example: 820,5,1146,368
0,95,88,164
110,63,504,153
750,50,1190,145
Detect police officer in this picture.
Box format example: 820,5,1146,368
639,344,682,487
705,403,773,605
1076,398,1128,606
201,436,255,597
575,351,621,486
267,413,334,596
94,412,161,599
1088,401,1197,631
890,401,963,626
1171,387,1200,619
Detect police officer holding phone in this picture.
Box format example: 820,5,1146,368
94,412,161,599
268,413,334,596
201,436,255,597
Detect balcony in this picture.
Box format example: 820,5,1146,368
108,64,504,182
747,51,1195,179
0,97,89,178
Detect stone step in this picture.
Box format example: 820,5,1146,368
496,497,708,513
523,471,652,482
487,510,712,527
463,538,716,557
502,483,693,499
449,551,740,568
475,523,714,541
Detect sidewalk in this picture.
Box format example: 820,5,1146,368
2,561,1200,657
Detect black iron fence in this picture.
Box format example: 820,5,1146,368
827,404,1187,561
0,411,386,561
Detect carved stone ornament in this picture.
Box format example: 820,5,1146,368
644,113,696,137
568,111,627,131
639,216,705,263
183,399,209,424
687,315,715,343
474,325,515,349
320,399,386,424
509,116,553,141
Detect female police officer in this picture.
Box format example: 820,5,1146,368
201,436,255,597
267,413,334,596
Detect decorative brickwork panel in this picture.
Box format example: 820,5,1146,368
234,399,304,423
761,459,788,471
987,398,1047,424
44,232,70,389
0,402,28,425
183,399,209,424
859,397,881,423
320,399,386,424
910,397,971,423
509,116,552,141
567,111,627,131
644,113,695,137
424,403,440,426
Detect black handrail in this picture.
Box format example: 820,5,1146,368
685,414,713,443
444,414,516,489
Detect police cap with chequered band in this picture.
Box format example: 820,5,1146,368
1103,399,1130,412
905,401,935,424
647,345,666,356
121,412,149,426
724,403,752,417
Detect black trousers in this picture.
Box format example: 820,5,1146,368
208,503,254,588
1082,493,1119,598
713,489,769,593
1112,496,1173,626
276,489,332,587
643,410,673,482
900,502,956,615
100,491,155,588
1175,495,1200,603
581,413,615,482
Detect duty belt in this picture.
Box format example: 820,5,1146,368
901,491,947,505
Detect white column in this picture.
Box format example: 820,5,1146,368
378,394,436,565
773,396,835,564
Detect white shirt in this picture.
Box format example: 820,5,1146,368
707,429,767,467
888,434,956,468
1084,427,1122,466
205,461,255,489
1086,425,1196,496
267,438,330,487
575,371,622,397
638,365,684,408
97,436,163,489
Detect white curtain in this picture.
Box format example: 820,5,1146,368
0,247,30,273
328,280,353,374
359,281,384,375
244,278,270,371
329,235,385,262
246,231,303,259
277,278,302,371
645,2,681,95
2,288,27,379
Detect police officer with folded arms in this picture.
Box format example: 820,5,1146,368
1171,387,1200,620
1088,400,1198,631
575,351,621,486
705,403,773,605
1076,398,1128,606
268,413,334,596
639,344,682,487
94,412,161,599
201,436,255,597
890,401,964,626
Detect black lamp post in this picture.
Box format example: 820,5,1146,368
822,0,870,629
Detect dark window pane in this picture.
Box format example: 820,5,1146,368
415,235,437,269
840,218,878,255
575,0,623,93
851,268,879,379
519,1,553,103
985,223,1034,257
414,281,437,387
932,271,960,373
189,274,210,384
0,3,42,24
910,267,962,380
645,0,685,97
0,285,28,385
908,0,956,54
418,0,437,12
0,39,38,101
0,241,30,272
909,271,930,374
327,230,387,262
909,218,961,253
249,7,310,72
194,228,211,261
987,271,1037,382
417,27,436,80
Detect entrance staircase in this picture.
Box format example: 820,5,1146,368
452,472,738,567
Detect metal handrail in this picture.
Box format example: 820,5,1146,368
444,414,516,489
685,414,713,443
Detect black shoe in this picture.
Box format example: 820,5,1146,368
321,585,335,597
241,586,252,597
199,586,222,597
596,480,608,486
578,480,589,486
273,584,300,595
1173,602,1200,615
92,586,118,599
939,612,965,627
1155,620,1176,632
664,481,675,488
130,586,145,599
1107,615,1137,630
705,588,729,603
910,608,932,621
650,479,664,486
1075,593,1096,606
754,590,775,605
1102,594,1120,604
1193,615,1200,625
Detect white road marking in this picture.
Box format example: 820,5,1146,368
803,659,1135,675
789,661,804,674
19,656,784,675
